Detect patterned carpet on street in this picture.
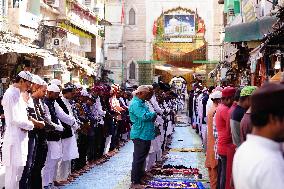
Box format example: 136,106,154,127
62,114,209,189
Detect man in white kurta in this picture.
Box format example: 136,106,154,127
42,84,64,188
54,84,79,184
2,71,34,189
233,83,284,189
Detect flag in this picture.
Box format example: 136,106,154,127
121,0,125,24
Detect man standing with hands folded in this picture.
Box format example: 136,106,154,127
129,85,156,189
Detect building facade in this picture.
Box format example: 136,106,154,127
105,0,224,85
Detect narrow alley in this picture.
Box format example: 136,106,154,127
61,114,209,189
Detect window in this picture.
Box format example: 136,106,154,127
129,61,136,79
129,8,135,25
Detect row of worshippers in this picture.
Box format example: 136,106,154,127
1,71,132,189
202,85,260,189
129,83,179,187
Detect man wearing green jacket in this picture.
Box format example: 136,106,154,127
129,85,157,188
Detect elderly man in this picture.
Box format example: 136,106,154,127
233,83,284,189
2,71,35,189
129,85,157,189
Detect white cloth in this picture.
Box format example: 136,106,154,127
57,97,79,161
150,95,163,115
43,103,64,132
5,165,24,189
55,100,76,128
233,135,284,189
42,146,60,186
2,86,34,167
55,160,71,181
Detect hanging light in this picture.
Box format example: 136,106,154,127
274,56,281,70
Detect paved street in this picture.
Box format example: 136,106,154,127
62,114,209,189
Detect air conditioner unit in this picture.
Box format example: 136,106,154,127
46,0,59,7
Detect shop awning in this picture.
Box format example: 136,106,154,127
0,42,59,66
69,54,100,76
225,16,277,42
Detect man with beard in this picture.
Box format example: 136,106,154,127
2,71,34,189
233,83,284,189
54,83,79,185
42,84,64,189
19,75,47,189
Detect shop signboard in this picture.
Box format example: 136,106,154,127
243,0,257,23
164,14,195,36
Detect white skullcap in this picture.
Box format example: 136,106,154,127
132,85,150,96
18,71,33,82
74,83,82,89
50,79,61,86
80,89,89,97
210,91,222,99
47,84,60,93
32,75,46,86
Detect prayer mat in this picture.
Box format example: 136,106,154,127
169,148,203,153
146,178,205,189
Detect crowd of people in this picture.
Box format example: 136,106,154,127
190,81,284,189
0,64,180,189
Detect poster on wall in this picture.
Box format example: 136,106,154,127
164,14,195,36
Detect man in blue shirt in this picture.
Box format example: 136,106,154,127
129,85,157,188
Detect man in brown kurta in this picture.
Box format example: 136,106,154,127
205,91,222,189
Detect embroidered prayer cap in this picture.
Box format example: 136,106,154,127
62,83,76,93
80,89,89,97
240,86,257,97
251,83,284,114
222,87,236,98
18,71,33,82
132,85,150,96
32,75,46,86
47,84,60,93
50,79,61,86
210,91,222,99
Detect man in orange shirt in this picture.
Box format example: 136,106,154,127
206,90,222,189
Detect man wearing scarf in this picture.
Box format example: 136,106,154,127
42,84,64,189
54,83,79,185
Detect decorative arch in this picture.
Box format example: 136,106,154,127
152,7,207,68
129,8,136,25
